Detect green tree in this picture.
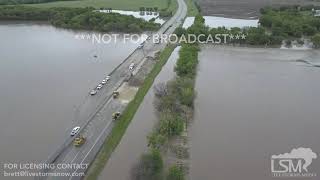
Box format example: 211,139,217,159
166,165,184,180
131,149,163,180
147,132,166,149
174,27,186,37
158,112,184,137
311,33,320,48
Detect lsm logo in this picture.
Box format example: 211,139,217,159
271,147,317,177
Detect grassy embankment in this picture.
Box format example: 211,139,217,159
85,44,176,180
185,0,199,16
163,0,178,17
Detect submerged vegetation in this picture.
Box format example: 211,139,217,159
166,165,185,180
131,149,164,180
133,43,198,180
0,6,160,32
147,44,198,150
132,14,203,180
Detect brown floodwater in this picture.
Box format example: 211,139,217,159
190,46,320,180
0,22,140,166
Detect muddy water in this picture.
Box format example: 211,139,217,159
98,46,181,180
0,22,141,164
190,46,320,180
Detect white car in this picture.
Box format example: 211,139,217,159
105,76,110,81
129,63,135,70
101,79,107,85
90,90,97,96
97,84,103,90
138,44,144,49
70,126,80,136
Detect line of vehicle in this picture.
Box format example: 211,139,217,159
68,120,113,180
42,0,187,178
67,0,187,178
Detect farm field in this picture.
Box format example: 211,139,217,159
25,0,169,10
197,0,320,18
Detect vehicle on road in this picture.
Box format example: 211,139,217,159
129,63,135,70
70,126,80,136
90,90,97,96
101,79,107,85
113,91,119,98
97,84,103,90
137,43,144,49
73,136,86,147
112,112,121,120
105,75,110,81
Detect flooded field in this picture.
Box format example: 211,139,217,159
98,46,181,180
197,0,320,18
182,16,258,29
190,46,320,180
99,10,166,24
0,22,141,164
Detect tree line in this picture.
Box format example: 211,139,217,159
130,15,203,180
0,6,160,32
131,44,198,180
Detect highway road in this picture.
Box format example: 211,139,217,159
40,0,187,179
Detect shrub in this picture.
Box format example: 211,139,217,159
166,165,184,180
311,33,320,48
131,149,163,180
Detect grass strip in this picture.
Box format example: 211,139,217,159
85,44,176,180
167,0,178,15
28,0,168,10
186,0,199,16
